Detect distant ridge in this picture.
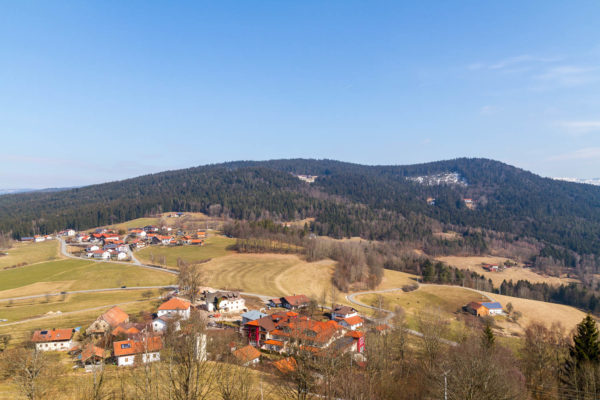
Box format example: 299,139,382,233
1,158,600,259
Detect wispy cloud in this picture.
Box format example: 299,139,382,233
534,66,599,88
468,54,560,71
549,147,600,161
556,120,600,136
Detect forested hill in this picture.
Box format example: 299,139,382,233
2,157,600,257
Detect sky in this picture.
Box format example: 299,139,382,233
1,1,600,188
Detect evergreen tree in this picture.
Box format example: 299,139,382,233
561,315,600,399
481,322,495,350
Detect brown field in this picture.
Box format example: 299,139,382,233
490,292,587,335
0,240,61,269
436,255,575,286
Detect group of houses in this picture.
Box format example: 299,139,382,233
31,294,201,368
29,288,374,372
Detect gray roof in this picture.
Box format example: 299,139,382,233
241,310,267,321
206,291,241,303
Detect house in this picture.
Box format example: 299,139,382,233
281,294,310,310
465,301,504,316
87,306,129,336
241,310,268,325
86,245,100,252
206,291,245,313
144,225,159,233
331,304,358,321
79,343,107,365
115,252,128,261
232,345,261,366
189,239,204,245
481,302,503,315
152,315,181,333
152,235,174,246
338,315,364,331
21,237,34,242
245,312,345,351
113,336,162,367
482,264,499,272
32,328,74,351
345,330,365,353
129,229,146,238
374,324,391,335
111,323,143,338
157,298,191,320
45,235,53,240
90,250,111,260
268,298,283,308
34,235,45,243
426,197,436,206
58,229,76,237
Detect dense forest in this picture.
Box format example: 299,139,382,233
2,157,600,263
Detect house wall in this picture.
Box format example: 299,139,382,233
157,308,190,319
35,340,72,351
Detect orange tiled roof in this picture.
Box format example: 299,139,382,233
158,298,191,311
102,306,129,327
342,315,364,326
263,339,284,346
32,328,73,342
113,336,162,357
81,343,105,362
346,330,364,339
233,345,261,364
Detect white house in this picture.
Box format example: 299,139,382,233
91,250,111,260
206,291,245,313
86,245,100,252
339,315,364,331
34,236,45,243
116,252,128,261
331,305,359,321
157,298,191,320
31,328,74,352
481,302,504,316
113,337,162,367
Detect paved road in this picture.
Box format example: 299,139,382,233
0,285,177,302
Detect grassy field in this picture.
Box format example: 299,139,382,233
136,236,236,267
0,297,162,345
0,259,176,299
0,289,163,323
436,255,575,286
491,292,587,335
100,217,160,231
0,240,60,269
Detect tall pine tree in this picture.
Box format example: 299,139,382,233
561,315,600,399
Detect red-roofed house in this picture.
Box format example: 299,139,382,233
281,294,310,310
338,315,364,331
32,328,74,351
87,306,129,337
232,344,261,366
157,298,191,320
113,336,162,367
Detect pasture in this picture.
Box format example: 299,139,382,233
0,259,176,299
436,255,575,286
0,240,60,269
136,235,235,267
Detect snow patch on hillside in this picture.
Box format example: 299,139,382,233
407,172,467,186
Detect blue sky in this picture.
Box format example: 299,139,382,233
1,1,600,188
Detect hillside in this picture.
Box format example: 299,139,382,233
2,158,600,264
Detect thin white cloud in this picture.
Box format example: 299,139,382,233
534,65,599,88
557,120,600,136
549,147,600,161
468,54,560,71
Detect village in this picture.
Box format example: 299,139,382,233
14,222,510,393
